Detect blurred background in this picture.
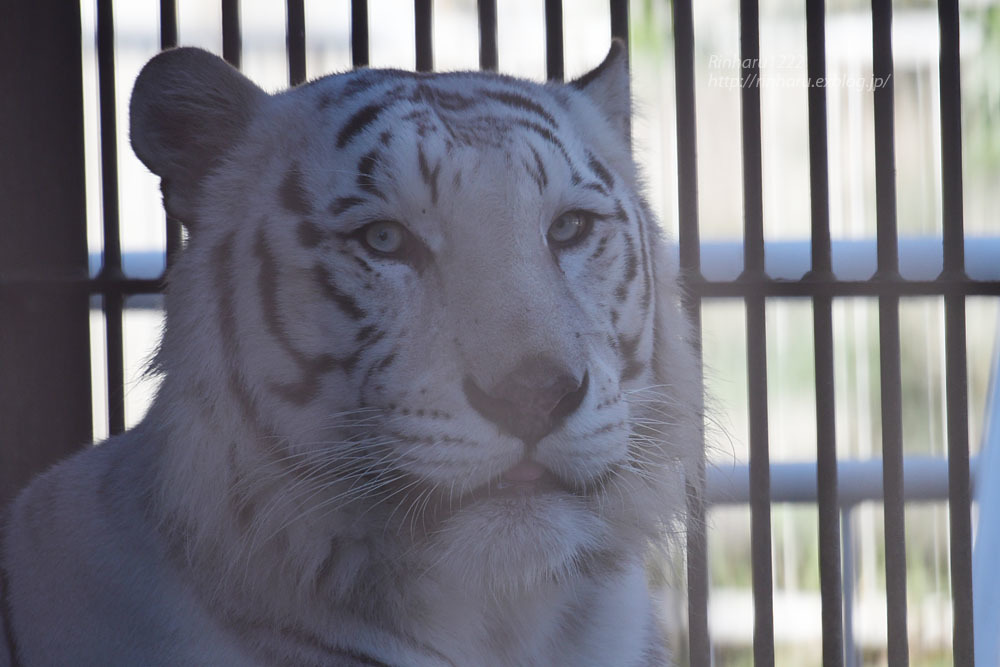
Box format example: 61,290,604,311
78,0,999,664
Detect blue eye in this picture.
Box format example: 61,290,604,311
363,220,407,255
547,211,593,248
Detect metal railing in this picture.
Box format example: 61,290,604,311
672,0,996,665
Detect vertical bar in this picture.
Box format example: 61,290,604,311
287,0,306,85
477,0,497,71
351,0,369,68
544,0,564,81
806,0,832,280
672,0,708,663
97,0,125,437
740,0,765,279
740,1,773,664
160,0,182,270
674,0,699,281
841,508,859,667
805,2,844,665
0,0,92,508
222,0,241,68
871,1,908,664
814,297,843,666
745,295,773,667
160,0,177,49
946,295,973,665
938,2,974,663
938,0,964,280
872,0,898,280
877,294,907,665
415,0,433,72
609,0,631,142
609,0,628,44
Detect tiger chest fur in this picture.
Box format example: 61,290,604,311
1,41,701,666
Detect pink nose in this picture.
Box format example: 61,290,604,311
463,356,588,445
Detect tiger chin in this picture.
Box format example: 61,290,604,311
1,40,702,666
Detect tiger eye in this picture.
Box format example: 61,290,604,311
547,212,593,247
363,220,406,255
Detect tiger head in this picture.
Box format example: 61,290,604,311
131,42,701,596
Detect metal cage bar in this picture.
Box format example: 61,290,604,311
415,0,433,72
804,1,844,664
477,0,498,71
609,0,628,44
871,1,910,663
96,0,126,437
938,1,975,663
160,0,182,269
351,0,369,68
738,1,775,664
671,0,710,663
221,0,241,68
287,0,306,86
544,0,564,81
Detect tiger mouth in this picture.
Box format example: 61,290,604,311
466,458,614,504
490,459,569,498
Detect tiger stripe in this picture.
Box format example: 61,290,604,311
615,232,639,302
478,88,559,129
279,166,312,215
296,220,324,248
212,234,264,431
513,119,583,184
417,144,441,205
586,152,614,191
357,151,383,199
254,228,343,405
329,196,365,216
314,264,366,321
337,103,388,149
634,204,654,311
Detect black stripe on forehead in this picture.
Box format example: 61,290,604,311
513,119,582,184
334,70,413,102
329,196,365,217
417,143,441,205
357,151,384,199
586,151,614,190
337,103,388,149
479,88,559,129
408,82,477,112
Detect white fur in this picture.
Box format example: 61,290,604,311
1,41,701,666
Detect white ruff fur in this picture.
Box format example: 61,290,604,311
1,41,702,666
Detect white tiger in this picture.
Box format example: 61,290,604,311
0,40,702,666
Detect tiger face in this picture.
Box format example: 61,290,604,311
131,43,700,593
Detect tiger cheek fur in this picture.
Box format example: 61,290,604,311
1,41,701,666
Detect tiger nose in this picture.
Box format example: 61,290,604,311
463,357,589,446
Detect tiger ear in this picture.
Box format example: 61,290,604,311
570,38,631,145
130,47,266,228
